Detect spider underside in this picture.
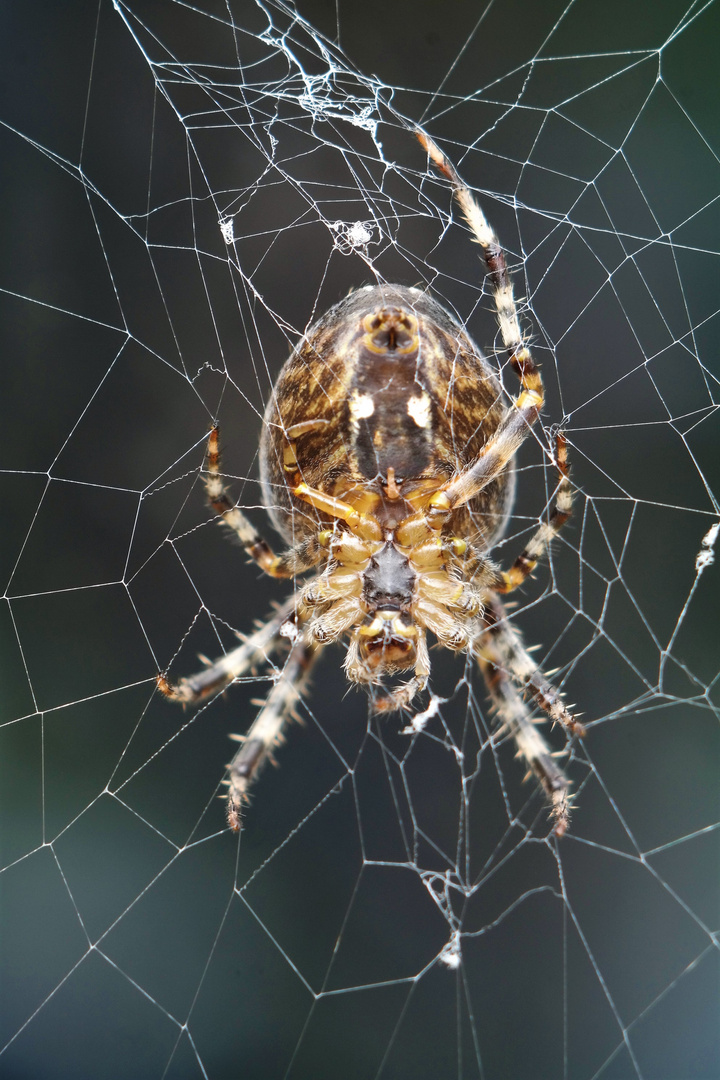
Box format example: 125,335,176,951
160,131,583,836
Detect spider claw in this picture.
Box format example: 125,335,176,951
156,673,186,703
156,673,173,696
227,801,243,833
552,816,568,839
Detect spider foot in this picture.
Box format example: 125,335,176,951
225,735,265,832
550,795,570,838
156,673,192,705
227,792,246,833
371,675,428,713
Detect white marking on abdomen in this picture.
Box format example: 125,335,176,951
407,392,432,428
349,390,375,420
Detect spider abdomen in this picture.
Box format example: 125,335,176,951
260,284,514,550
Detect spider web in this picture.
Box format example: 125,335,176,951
1,1,718,1077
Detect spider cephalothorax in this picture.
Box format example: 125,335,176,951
160,131,583,836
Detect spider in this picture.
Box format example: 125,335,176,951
159,130,583,836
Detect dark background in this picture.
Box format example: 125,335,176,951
1,1,718,1078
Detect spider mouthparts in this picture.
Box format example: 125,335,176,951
358,611,417,671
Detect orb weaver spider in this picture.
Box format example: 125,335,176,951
159,131,583,835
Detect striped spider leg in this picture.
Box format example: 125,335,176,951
159,431,326,830
416,131,581,831
473,441,578,836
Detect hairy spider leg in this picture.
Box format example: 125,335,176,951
498,431,573,594
476,638,571,837
158,591,321,828
416,129,532,375
417,135,573,594
158,596,298,705
419,130,582,797
477,597,585,738
225,639,320,830
204,426,322,578
417,129,545,517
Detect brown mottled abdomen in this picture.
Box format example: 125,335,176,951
260,284,515,548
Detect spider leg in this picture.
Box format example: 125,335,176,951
158,596,297,705
477,643,571,836
416,131,543,517
293,482,383,542
477,596,585,738
498,431,572,593
225,638,321,830
417,131,581,832
417,130,527,373
159,598,321,831
204,426,322,577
